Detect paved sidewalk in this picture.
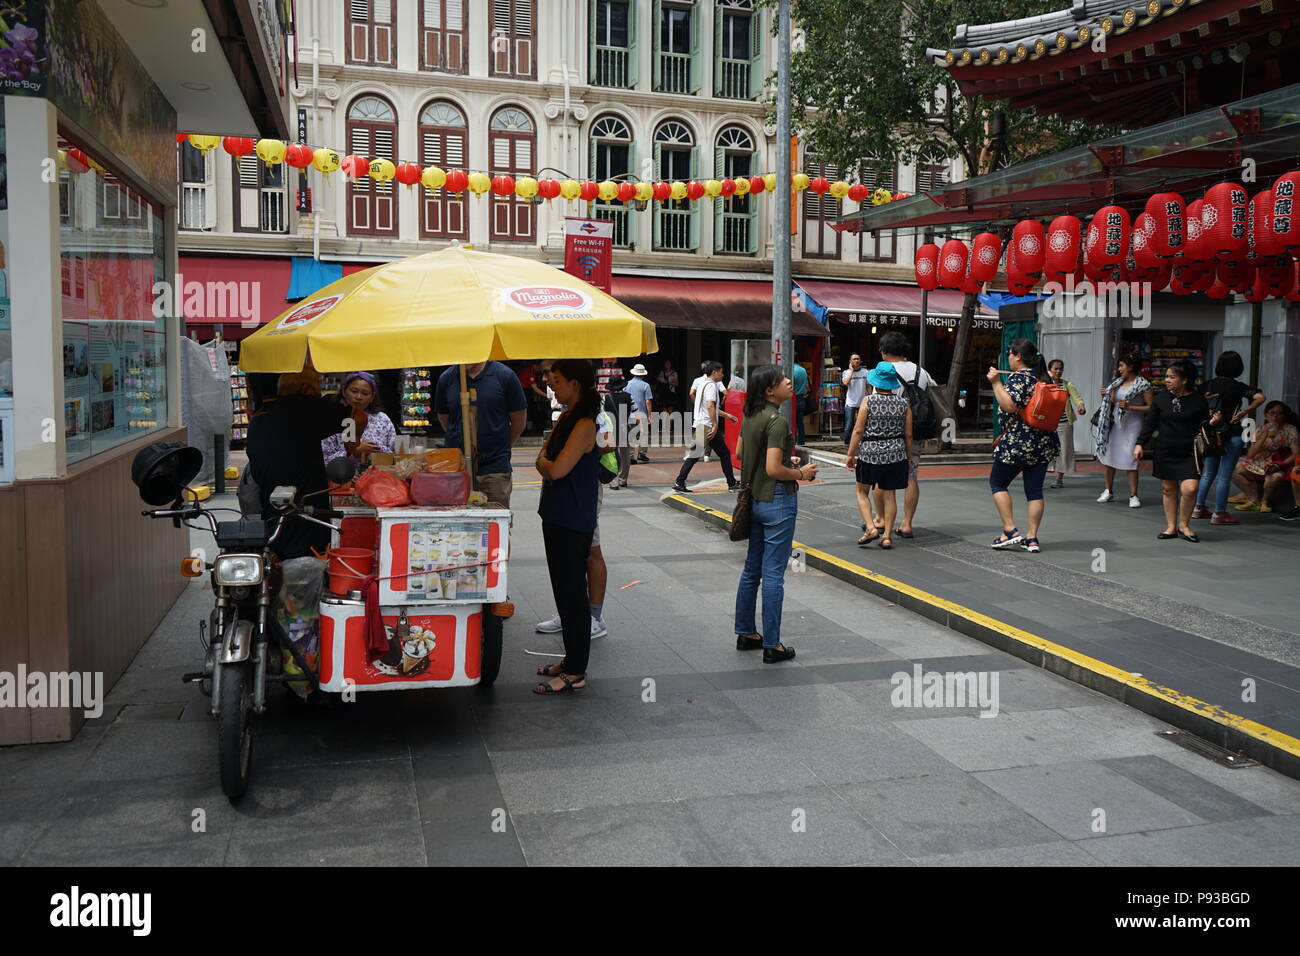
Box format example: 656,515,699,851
1,467,1298,866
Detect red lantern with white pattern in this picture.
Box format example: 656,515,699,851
1270,171,1300,252
1183,199,1210,261
1085,205,1130,267
1011,220,1045,277
936,239,967,289
1044,215,1081,284
1201,182,1249,258
914,243,940,291
969,233,1002,283
1131,215,1160,269
1144,192,1185,257
1249,190,1285,257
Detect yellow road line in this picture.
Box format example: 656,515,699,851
664,494,1300,762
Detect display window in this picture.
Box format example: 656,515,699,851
1115,330,1210,385
59,133,168,464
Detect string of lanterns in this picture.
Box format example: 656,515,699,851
61,133,912,207
914,172,1300,303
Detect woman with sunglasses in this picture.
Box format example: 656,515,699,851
321,371,396,465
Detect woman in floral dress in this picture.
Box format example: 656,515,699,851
987,339,1059,553
320,371,396,466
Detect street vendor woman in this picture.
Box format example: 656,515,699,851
246,370,346,559
321,370,396,465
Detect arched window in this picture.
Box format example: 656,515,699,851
347,95,397,237
419,101,468,240
715,125,756,254
489,107,536,243
590,115,634,248
346,0,395,67
654,120,697,251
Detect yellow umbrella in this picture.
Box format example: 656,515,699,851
239,246,656,373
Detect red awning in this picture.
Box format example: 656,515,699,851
611,275,829,337
795,279,997,319
177,256,294,327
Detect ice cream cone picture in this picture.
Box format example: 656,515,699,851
373,612,411,676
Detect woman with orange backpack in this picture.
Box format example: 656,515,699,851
986,339,1060,553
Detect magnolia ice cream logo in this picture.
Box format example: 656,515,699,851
504,286,592,313
270,294,343,334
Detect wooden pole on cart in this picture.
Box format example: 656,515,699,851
459,363,475,487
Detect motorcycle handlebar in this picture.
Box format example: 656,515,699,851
304,505,345,520
142,507,202,520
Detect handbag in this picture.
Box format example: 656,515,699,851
730,411,778,542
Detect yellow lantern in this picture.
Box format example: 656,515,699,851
559,178,582,200
598,180,619,201
467,171,491,194
669,181,688,200
312,148,340,173
255,138,286,167
871,187,892,205
733,176,751,196
368,158,396,182
703,179,723,198
791,172,810,192
634,182,653,202
829,180,850,198
763,173,777,193
515,176,539,199
421,165,447,190
187,134,221,153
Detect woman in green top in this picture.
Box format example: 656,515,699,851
733,366,819,663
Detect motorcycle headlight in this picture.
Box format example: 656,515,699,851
213,554,264,587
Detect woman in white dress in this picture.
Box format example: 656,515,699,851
1093,353,1153,507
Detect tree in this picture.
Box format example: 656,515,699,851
766,0,1115,434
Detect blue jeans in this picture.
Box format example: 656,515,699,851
1196,434,1245,512
735,484,798,649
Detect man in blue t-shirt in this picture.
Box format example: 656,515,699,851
625,363,654,463
792,361,810,444
435,361,528,507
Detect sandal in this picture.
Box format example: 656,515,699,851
536,660,568,677
894,527,915,539
991,528,1023,549
1021,537,1041,553
858,528,881,547
534,673,587,695
879,536,893,550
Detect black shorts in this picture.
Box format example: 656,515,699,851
856,459,909,490
1153,455,1199,482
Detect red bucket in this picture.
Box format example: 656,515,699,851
327,547,374,596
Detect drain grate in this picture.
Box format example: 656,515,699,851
1156,730,1259,768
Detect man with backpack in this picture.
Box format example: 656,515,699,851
880,332,936,538
604,375,634,489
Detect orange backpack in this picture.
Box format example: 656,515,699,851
1020,381,1070,431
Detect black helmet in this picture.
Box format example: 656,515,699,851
131,442,203,506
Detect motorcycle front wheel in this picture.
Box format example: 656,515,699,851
217,660,254,800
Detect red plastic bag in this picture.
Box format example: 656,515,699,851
355,466,413,507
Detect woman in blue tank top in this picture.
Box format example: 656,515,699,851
534,360,601,694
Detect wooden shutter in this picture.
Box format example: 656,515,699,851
423,0,465,71
371,125,395,234
372,0,393,66
688,3,701,94
748,9,762,99
349,0,369,63
349,125,372,234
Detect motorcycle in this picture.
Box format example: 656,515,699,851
134,443,356,799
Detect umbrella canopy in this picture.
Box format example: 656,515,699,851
238,247,658,373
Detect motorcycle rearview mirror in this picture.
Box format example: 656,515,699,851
269,486,297,509
325,457,358,486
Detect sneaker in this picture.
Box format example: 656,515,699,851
1211,512,1240,525
636,453,651,463
702,455,711,463
1191,505,1212,519
728,483,742,492
535,615,563,634
1279,507,1300,521
591,618,608,640
1097,490,1113,503
671,482,690,494
1129,496,1142,508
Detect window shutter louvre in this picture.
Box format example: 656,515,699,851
351,0,369,20
749,10,762,99
713,4,723,96
493,136,510,171
516,0,533,35
203,152,216,230
626,1,639,87
239,155,259,187
425,0,440,28
446,132,464,168
493,0,510,32
713,147,724,252
652,0,663,88
374,0,391,23
689,5,701,93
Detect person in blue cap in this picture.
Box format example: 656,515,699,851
844,361,913,550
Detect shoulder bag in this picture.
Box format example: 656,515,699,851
729,411,777,542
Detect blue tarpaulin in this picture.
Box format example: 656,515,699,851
792,284,830,324
287,257,343,300
978,291,1046,312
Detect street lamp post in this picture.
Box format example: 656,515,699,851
772,0,793,422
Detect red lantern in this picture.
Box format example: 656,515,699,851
1168,269,1194,296
914,243,940,291
1249,190,1285,257
1044,215,1081,283
1270,171,1300,252
617,181,637,202
1085,205,1130,267
341,154,369,178
65,148,91,174
1201,181,1249,257
538,178,561,201
1151,260,1173,293
1204,279,1232,300
652,181,671,201
1217,258,1255,293
1244,277,1270,303
1183,199,1210,261
969,232,1002,283
1083,255,1120,284
579,181,599,201
395,162,422,186
1144,192,1185,257
284,143,313,169
748,175,766,194
1286,260,1300,302
848,183,869,203
1174,259,1213,293
490,175,515,196
686,180,705,201
222,136,255,157
936,240,968,289
1131,216,1160,269
720,178,736,197
1255,254,1294,296
1011,220,1045,277
444,169,468,193
808,177,830,194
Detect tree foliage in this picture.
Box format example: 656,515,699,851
765,0,1115,179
